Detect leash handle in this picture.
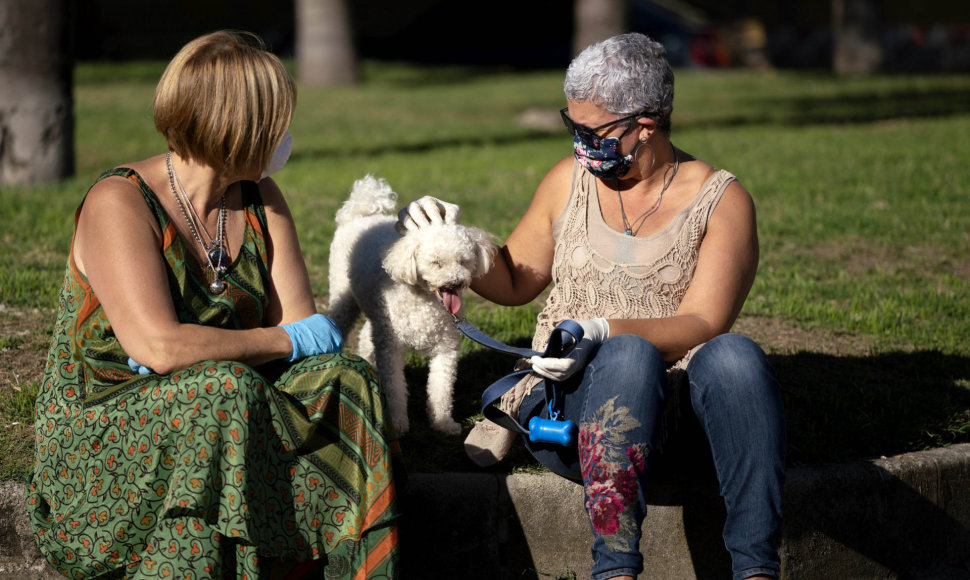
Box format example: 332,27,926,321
452,315,541,359
453,314,583,359
454,316,583,440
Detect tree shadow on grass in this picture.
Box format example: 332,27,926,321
791,86,970,125
290,84,970,163
691,85,970,130
402,345,970,471
773,349,970,467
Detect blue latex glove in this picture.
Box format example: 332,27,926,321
530,318,610,382
280,314,343,361
128,357,154,375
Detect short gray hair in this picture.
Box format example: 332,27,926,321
564,33,675,134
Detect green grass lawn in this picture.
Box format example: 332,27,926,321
1,61,969,480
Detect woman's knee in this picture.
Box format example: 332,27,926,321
688,334,779,401
591,334,665,379
583,334,667,409
182,360,268,401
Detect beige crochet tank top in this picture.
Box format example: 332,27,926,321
532,161,735,370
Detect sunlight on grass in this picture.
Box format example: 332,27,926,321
1,61,968,477
0,380,40,480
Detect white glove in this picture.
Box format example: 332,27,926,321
530,318,610,382
395,195,461,233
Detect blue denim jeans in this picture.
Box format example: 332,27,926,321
519,333,785,580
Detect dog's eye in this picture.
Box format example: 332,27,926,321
432,260,442,268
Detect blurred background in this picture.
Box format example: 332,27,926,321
2,0,969,184
1,0,969,477
72,0,970,72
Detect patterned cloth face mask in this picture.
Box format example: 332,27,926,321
562,108,647,180
572,132,635,179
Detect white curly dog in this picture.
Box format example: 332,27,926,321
328,175,496,435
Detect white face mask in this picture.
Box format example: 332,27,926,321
260,130,292,180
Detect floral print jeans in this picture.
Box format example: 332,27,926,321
520,333,785,580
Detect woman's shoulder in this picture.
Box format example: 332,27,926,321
519,155,576,232
534,156,576,205
538,155,575,188
86,168,149,207
253,176,283,209
705,171,755,231
676,154,715,184
81,158,167,232
675,155,748,200
89,156,164,199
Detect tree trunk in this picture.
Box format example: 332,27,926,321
296,0,359,86
832,0,883,76
572,0,628,57
0,0,74,185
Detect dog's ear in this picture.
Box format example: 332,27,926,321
382,234,421,285
467,226,498,277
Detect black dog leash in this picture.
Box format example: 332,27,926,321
450,313,583,445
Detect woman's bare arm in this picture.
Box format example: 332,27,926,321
74,176,311,374
608,180,760,361
471,156,574,305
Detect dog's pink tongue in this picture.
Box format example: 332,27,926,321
441,289,462,314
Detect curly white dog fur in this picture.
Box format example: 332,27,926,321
328,175,496,434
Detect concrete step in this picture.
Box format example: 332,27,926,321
3,444,970,579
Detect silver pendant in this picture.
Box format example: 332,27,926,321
209,278,226,294
208,247,229,271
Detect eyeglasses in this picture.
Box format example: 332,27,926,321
560,107,650,142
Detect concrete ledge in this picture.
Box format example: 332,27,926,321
398,444,970,579
4,444,970,579
780,444,970,579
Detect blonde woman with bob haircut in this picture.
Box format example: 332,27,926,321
27,30,400,579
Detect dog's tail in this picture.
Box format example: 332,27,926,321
335,175,398,225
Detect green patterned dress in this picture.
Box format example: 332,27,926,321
27,168,400,579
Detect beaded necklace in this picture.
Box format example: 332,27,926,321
165,152,228,294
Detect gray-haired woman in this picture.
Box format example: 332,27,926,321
400,32,785,580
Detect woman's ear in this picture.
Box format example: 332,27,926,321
636,116,657,142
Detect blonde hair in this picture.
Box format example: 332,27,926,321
153,30,296,176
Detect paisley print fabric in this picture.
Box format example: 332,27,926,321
27,168,399,578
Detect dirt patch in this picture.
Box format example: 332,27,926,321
799,238,967,282
957,244,970,283
733,315,880,357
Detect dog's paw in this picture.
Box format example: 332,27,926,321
431,418,462,435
